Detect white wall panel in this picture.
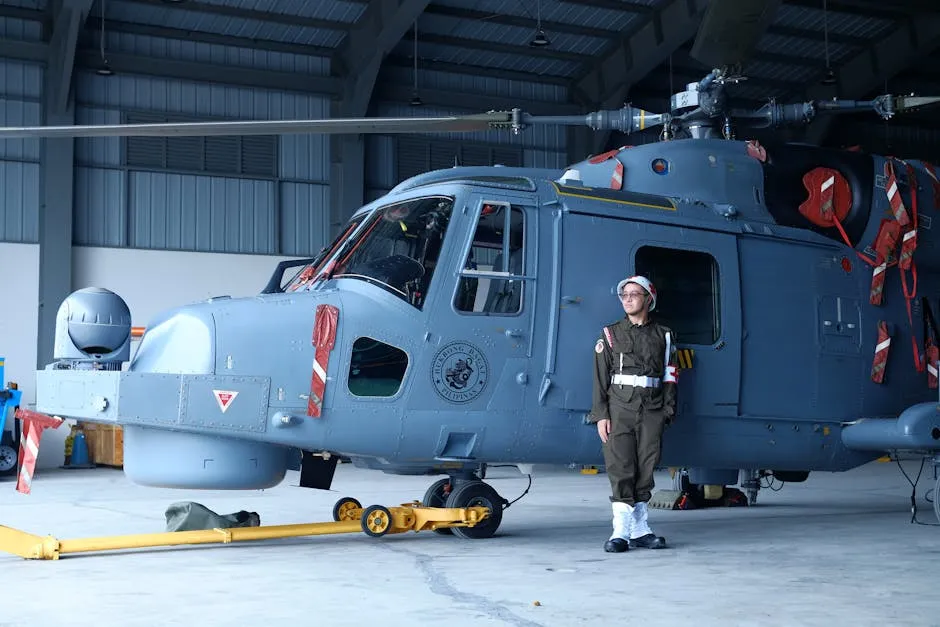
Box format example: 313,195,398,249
0,243,46,463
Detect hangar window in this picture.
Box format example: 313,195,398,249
347,337,409,398
634,246,720,345
454,202,525,316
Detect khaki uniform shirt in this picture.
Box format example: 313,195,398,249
589,317,678,423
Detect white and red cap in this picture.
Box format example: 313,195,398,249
617,275,657,311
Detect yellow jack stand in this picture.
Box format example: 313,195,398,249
0,497,490,561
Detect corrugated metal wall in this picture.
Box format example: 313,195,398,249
0,51,42,244
365,67,569,201
1,24,571,249
74,32,333,256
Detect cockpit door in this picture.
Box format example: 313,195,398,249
404,191,539,461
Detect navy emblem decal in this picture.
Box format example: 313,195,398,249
431,341,489,403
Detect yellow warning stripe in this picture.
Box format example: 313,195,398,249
676,349,694,369
551,181,677,211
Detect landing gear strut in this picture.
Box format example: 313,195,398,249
422,474,507,539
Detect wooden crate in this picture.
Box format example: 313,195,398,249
81,423,124,467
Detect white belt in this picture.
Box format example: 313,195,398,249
611,374,661,388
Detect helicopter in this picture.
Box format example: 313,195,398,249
9,2,940,537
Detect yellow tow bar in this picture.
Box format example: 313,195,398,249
0,497,490,561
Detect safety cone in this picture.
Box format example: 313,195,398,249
61,427,95,470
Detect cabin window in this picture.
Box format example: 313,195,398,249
347,337,409,398
634,245,720,345
454,202,525,315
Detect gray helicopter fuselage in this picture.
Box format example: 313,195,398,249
35,137,940,490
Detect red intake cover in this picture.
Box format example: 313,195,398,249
799,167,852,228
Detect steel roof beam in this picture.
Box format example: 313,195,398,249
422,5,624,40
48,0,93,114
384,54,573,86
572,0,709,110
71,48,341,94
375,82,583,115
0,37,48,63
118,0,357,33
85,19,336,58
0,5,46,22
557,0,654,13
803,14,940,145
781,0,922,19
405,30,594,64
767,24,869,47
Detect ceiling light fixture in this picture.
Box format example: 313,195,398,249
97,0,114,77
529,0,550,47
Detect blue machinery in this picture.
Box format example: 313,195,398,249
0,357,22,478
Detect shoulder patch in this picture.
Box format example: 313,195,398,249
603,326,613,348
595,339,605,354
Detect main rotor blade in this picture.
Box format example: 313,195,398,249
0,112,515,139
895,95,940,113
690,0,781,69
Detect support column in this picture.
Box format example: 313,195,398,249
36,106,75,368
326,0,431,237
328,132,366,235
36,0,92,368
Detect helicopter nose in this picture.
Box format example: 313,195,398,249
129,305,216,375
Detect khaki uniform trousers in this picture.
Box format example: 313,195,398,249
601,403,667,506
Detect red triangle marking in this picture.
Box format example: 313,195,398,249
212,389,239,413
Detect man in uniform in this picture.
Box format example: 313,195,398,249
589,275,677,553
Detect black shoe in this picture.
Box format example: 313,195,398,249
604,538,629,553
629,533,666,549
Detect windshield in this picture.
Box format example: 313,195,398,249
293,195,455,309
284,218,361,293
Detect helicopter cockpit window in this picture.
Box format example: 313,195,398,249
634,245,720,345
454,202,525,316
284,218,360,293
328,196,454,309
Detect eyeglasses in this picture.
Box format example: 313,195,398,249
620,291,646,300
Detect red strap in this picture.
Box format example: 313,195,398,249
871,321,891,384
922,161,940,210
927,339,938,389
903,162,922,371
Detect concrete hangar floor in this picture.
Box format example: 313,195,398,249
0,460,935,626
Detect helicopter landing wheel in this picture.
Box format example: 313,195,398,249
361,504,393,537
423,478,454,535
332,497,362,522
444,480,506,540
0,444,17,475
